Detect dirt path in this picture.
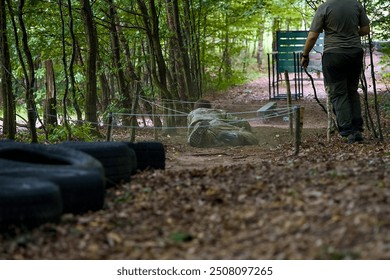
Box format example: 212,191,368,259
1,62,390,260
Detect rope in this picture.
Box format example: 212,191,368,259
14,96,295,134
139,96,189,116
112,112,188,117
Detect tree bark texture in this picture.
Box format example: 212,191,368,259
108,0,132,119
166,0,190,103
59,0,71,139
137,0,172,100
0,0,16,139
80,0,98,128
67,0,82,121
44,59,58,128
17,0,38,142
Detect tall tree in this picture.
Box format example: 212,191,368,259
80,0,98,128
107,0,132,122
182,0,202,99
137,0,177,131
44,59,57,129
166,0,191,103
8,0,38,142
137,0,171,100
67,0,82,121
0,0,16,139
58,0,71,139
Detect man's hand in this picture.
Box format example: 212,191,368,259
359,25,370,36
301,55,310,68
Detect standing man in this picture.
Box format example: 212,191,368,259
301,0,370,143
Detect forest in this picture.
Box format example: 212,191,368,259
1,0,390,261
0,0,389,142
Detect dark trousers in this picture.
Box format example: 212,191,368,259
322,50,364,136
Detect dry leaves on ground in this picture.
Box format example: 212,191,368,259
1,129,390,260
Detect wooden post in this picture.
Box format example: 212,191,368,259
294,106,304,155
300,106,305,134
284,70,293,135
153,101,158,141
327,94,331,142
106,112,113,141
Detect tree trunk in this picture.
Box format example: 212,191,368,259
97,59,110,113
257,35,263,69
44,59,57,129
137,0,171,99
67,0,82,121
0,0,16,139
137,0,174,131
118,24,151,139
58,0,71,139
16,0,37,142
107,0,132,125
182,0,202,100
80,0,98,129
166,0,191,104
221,15,232,80
256,22,265,70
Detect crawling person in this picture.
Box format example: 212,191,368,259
187,99,258,148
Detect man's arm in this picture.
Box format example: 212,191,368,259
301,31,320,68
359,25,370,36
302,31,320,56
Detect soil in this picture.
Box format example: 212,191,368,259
1,67,390,260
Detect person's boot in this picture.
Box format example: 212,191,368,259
347,133,356,144
188,121,209,147
354,131,363,142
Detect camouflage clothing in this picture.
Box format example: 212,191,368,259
187,108,258,148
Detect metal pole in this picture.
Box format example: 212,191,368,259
268,53,272,100
285,71,293,135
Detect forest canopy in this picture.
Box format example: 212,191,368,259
0,0,389,142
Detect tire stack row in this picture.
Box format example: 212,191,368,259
0,141,165,231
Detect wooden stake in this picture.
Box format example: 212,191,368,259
106,112,113,141
327,94,331,142
294,106,304,156
153,101,158,141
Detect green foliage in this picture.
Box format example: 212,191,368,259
2,0,390,140
379,92,390,117
169,232,193,243
363,0,390,41
40,123,100,143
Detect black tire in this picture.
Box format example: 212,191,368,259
0,167,105,214
56,141,137,186
0,176,63,230
124,141,165,171
0,142,104,174
0,142,106,214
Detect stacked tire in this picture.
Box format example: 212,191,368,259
57,141,166,173
124,141,166,171
56,142,137,187
0,140,165,231
0,176,63,230
0,142,105,230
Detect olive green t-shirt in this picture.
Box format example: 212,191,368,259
309,0,370,53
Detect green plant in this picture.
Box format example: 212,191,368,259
40,123,100,143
